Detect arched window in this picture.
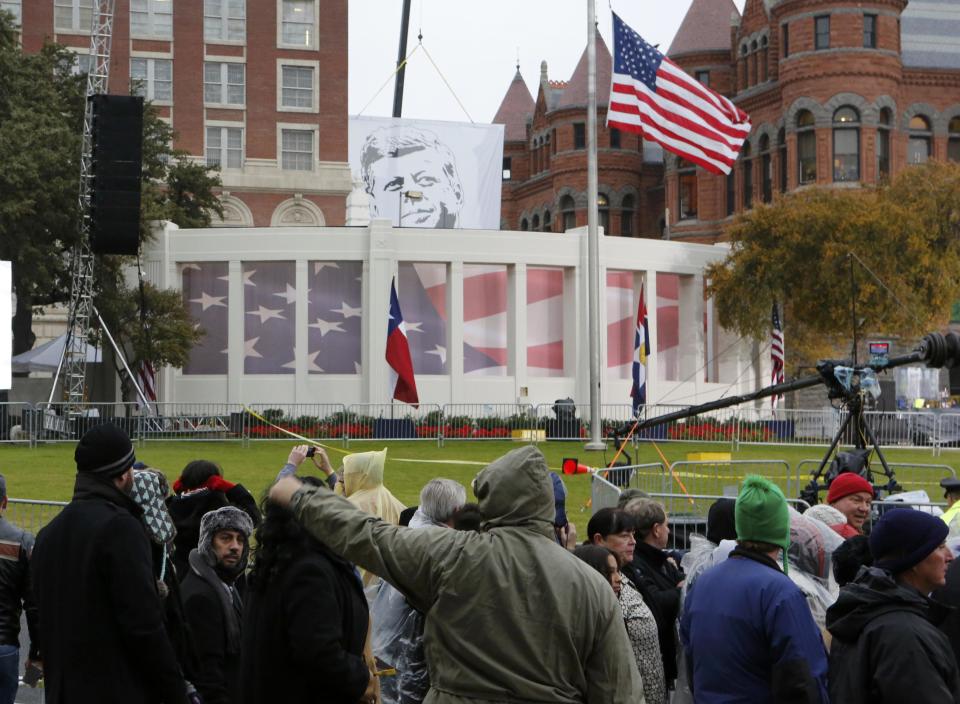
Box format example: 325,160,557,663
749,40,758,86
949,117,960,163
877,108,892,179
677,159,698,219
760,134,772,202
520,218,529,231
739,44,748,90
531,214,540,231
621,195,635,236
544,133,551,170
777,128,787,192
760,36,769,83
726,170,736,216
742,142,754,209
908,115,932,164
543,209,552,232
560,195,576,231
797,109,817,185
833,106,860,182
598,193,610,233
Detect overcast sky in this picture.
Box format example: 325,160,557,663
348,0,747,124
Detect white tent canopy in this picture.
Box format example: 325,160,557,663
12,334,101,373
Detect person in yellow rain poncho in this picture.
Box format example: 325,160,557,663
336,448,406,587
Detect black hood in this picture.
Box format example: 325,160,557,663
826,566,934,641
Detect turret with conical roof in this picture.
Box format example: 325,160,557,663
668,0,740,58
556,31,612,110
492,69,535,143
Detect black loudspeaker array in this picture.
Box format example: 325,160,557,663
89,94,144,255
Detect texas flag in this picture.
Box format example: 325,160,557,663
386,278,420,406
631,287,650,416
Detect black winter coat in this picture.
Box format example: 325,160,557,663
934,557,960,670
627,541,684,683
32,474,186,704
167,484,259,580
241,544,369,704
181,550,243,704
827,566,960,704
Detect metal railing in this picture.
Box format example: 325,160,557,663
438,404,535,440
245,404,348,441
341,404,444,443
6,498,68,535
795,459,956,501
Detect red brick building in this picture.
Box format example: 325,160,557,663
496,0,960,243
12,0,350,227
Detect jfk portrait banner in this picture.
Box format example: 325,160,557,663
349,116,504,230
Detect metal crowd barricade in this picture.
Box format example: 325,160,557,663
0,402,33,444
532,402,592,441
665,459,795,499
590,470,622,511
344,404,443,443
438,404,535,441
934,412,960,456
795,459,955,503
864,410,937,450
733,407,843,448
139,402,249,441
31,402,140,443
6,498,67,535
244,403,348,442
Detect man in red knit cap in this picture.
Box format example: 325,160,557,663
826,473,875,538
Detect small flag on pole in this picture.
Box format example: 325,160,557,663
607,12,751,175
138,360,157,406
771,303,785,409
386,278,420,406
631,287,650,416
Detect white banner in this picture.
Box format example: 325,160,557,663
0,262,10,390
349,116,504,230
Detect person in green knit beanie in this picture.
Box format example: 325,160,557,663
735,475,791,573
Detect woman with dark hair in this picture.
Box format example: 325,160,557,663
241,477,377,704
586,508,637,566
166,459,260,579
575,543,665,704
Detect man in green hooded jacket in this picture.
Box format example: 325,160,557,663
269,445,644,704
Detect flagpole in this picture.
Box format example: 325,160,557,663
585,0,604,451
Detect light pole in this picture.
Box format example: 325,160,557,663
398,189,423,227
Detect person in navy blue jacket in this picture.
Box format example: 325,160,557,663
680,476,828,703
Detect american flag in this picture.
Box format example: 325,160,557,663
607,12,751,175
138,360,157,405
771,303,785,409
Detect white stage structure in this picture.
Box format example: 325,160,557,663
141,220,764,408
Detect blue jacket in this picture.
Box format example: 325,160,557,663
680,549,829,703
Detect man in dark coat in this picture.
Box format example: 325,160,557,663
827,508,960,703
181,506,254,704
32,423,187,704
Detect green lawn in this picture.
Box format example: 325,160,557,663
2,439,956,523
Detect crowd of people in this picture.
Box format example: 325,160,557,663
2,422,960,702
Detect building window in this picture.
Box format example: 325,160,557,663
782,23,790,57
573,123,586,150
543,210,552,232
949,117,960,163
281,129,313,171
204,0,245,42
0,1,21,24
908,115,932,165
621,195,634,236
206,126,243,168
678,160,698,220
598,194,610,232
815,15,830,50
878,108,892,179
696,70,710,87
750,40,758,86
760,36,768,82
561,195,576,231
70,52,95,76
760,134,772,202
520,218,528,231
532,214,540,231
502,156,512,180
130,0,172,38
864,14,877,49
131,58,172,102
742,144,754,210
55,0,93,32
281,0,314,47
778,128,787,193
726,170,736,216
281,65,314,108
797,110,816,185
833,106,860,182
610,128,621,149
204,62,245,105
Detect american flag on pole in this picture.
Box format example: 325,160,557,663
631,288,650,416
138,360,157,405
771,303,785,409
607,12,751,175
386,278,419,406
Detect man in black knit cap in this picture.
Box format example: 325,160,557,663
32,423,187,703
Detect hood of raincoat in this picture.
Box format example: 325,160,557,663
826,566,936,641
788,506,844,580
474,445,554,538
342,448,405,525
